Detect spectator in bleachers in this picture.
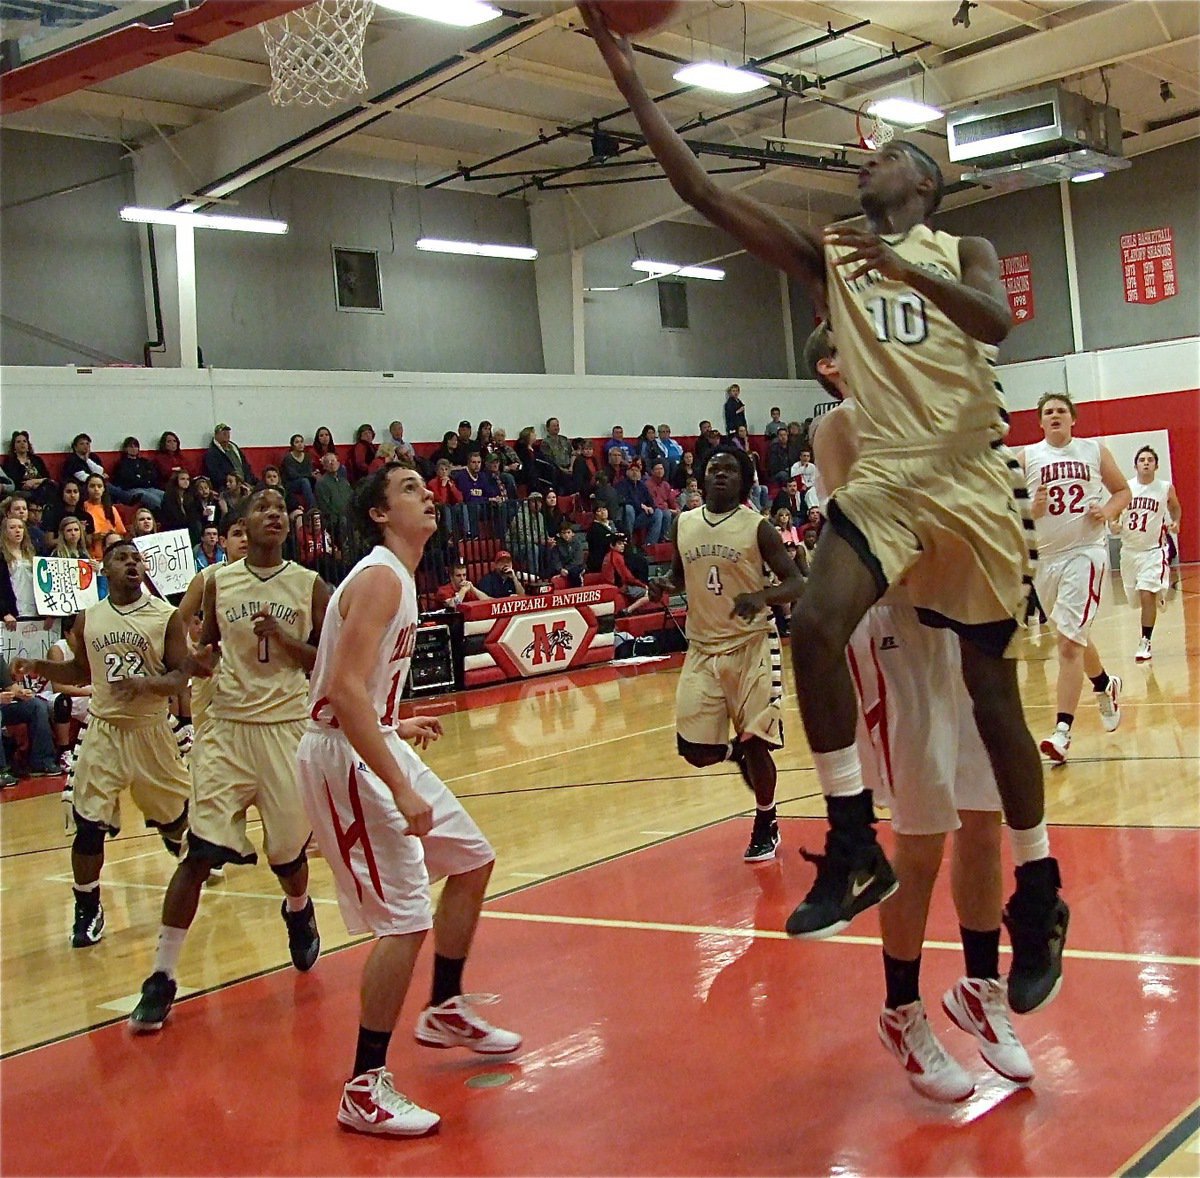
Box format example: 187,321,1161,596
432,430,462,471
217,472,247,522
656,424,683,479
646,462,680,529
627,460,669,546
315,452,353,537
609,464,638,539
193,475,222,528
160,470,204,543
474,421,495,460
694,424,719,469
0,469,11,498
547,519,586,587
679,476,702,511
542,488,568,537
112,436,165,511
4,495,47,555
785,420,805,467
477,550,526,599
25,501,49,554
603,426,636,465
571,437,598,501
453,452,501,538
507,490,549,576
281,434,318,510
193,523,226,571
130,506,157,538
731,424,758,465
771,477,807,528
773,507,802,546
591,472,624,536
435,562,492,608
514,426,541,491
541,417,573,486
485,451,518,501
764,406,786,442
806,505,824,538
64,433,133,505
386,421,416,464
52,516,91,562
427,458,464,536
347,424,378,484
205,422,255,493
637,424,666,473
605,443,629,482
803,525,818,553
0,653,59,783
311,426,341,471
767,429,791,488
670,449,696,492
456,420,476,454
82,475,126,559
43,479,91,544
586,504,616,573
154,430,191,485
723,383,747,438
1,516,38,620
3,432,56,507
790,448,817,496
601,533,653,612
492,429,523,487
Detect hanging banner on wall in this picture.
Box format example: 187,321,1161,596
1119,226,1177,305
999,253,1035,323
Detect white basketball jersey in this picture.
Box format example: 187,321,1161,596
308,546,418,733
1023,437,1106,559
1122,478,1172,553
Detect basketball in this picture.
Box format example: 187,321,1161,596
592,1,681,37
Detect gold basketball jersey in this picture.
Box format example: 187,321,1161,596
677,506,772,653
210,560,317,724
825,224,1005,455
83,594,175,725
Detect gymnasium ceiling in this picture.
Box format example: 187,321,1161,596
2,0,1198,245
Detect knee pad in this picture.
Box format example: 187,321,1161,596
676,735,728,768
72,816,108,857
269,847,307,879
52,693,73,724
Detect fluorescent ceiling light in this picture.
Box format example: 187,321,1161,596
120,207,288,234
1069,170,1106,183
374,0,501,26
866,97,944,126
416,237,537,260
632,260,725,281
586,286,621,292
672,62,767,95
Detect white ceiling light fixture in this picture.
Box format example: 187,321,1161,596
866,97,944,127
374,0,501,27
632,260,725,281
1069,170,1106,183
673,62,767,95
119,207,288,234
416,237,538,260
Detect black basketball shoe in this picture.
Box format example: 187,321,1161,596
785,834,897,939
744,819,781,863
70,890,104,948
129,971,177,1033
282,899,321,972
1003,858,1069,1014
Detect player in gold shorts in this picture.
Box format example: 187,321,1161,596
651,448,805,862
129,488,331,1032
584,1,1065,1015
12,540,192,949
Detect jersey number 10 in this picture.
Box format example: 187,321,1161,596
865,293,928,345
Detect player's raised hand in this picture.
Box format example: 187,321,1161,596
399,715,443,749
578,2,637,78
395,785,433,837
731,590,766,620
823,225,908,284
1030,484,1049,519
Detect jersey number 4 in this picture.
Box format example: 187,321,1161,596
865,293,928,345
103,651,147,682
706,566,724,595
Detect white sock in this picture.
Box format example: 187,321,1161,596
756,802,776,812
154,926,188,979
812,745,864,799
1009,821,1051,866
285,892,309,913
74,879,99,893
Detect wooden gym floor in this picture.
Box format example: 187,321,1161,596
1,566,1197,1176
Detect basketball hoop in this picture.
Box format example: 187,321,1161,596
855,104,896,151
260,0,375,107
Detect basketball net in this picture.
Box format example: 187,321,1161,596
260,0,375,107
855,105,896,151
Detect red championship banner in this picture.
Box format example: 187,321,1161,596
999,253,1035,323
459,586,619,685
1120,226,1177,305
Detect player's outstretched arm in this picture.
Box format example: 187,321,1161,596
12,619,91,686
650,519,685,599
579,2,823,289
176,571,205,627
325,567,432,836
1095,446,1133,522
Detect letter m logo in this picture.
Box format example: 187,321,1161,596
529,620,569,666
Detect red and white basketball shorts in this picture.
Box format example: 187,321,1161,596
297,727,494,937
847,601,1000,836
1120,545,1169,597
1033,543,1107,646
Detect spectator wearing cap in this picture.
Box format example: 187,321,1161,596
477,550,525,599
456,420,477,456
600,533,653,612
111,436,165,512
205,423,255,492
435,562,493,608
